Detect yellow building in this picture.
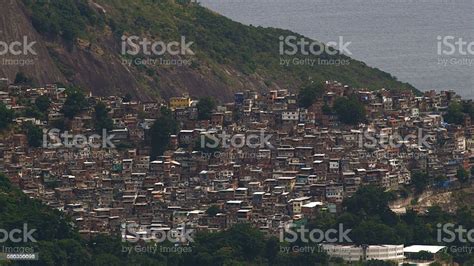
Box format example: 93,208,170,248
169,96,191,110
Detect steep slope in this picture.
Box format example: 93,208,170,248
0,0,416,101
0,0,65,85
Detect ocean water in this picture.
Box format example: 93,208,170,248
200,0,474,99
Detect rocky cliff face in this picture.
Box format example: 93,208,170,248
0,0,147,99
0,0,65,85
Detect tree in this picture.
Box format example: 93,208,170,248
0,102,14,130
50,118,66,131
457,167,469,183
61,88,87,119
411,171,430,194
411,251,433,261
264,237,279,264
353,222,394,246
444,102,465,125
461,101,474,119
14,72,32,85
435,175,448,184
333,96,366,125
363,260,397,266
94,102,113,132
322,103,332,115
25,123,43,148
150,107,178,159
197,97,216,120
123,93,133,102
35,95,51,113
298,83,324,108
0,173,12,190
205,205,220,217
343,185,396,223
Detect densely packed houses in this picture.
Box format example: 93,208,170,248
0,79,472,242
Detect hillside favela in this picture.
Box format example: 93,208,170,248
0,0,473,265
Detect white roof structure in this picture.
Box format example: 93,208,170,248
404,245,446,254
302,202,323,208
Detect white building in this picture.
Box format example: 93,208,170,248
321,244,405,262
282,111,299,121
403,245,446,265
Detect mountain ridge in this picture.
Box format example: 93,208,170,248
0,0,416,101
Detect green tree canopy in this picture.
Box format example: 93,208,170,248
94,102,113,132
123,93,133,102
0,102,14,130
206,205,221,217
411,171,430,194
187,223,328,264
461,101,474,119
14,72,33,85
197,97,216,120
35,95,51,113
333,96,366,125
363,260,397,266
444,102,466,125
150,107,178,159
343,185,396,223
298,83,324,108
457,167,469,183
322,103,332,115
25,122,43,148
351,220,401,244
26,0,104,43
61,87,87,119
